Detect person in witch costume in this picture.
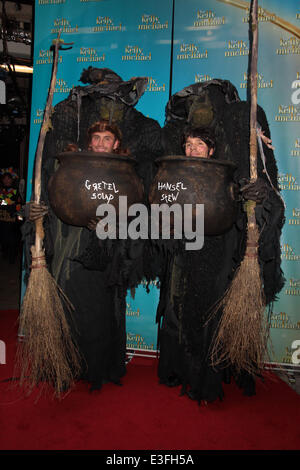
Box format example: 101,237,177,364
26,119,131,391
156,80,285,404
23,68,163,391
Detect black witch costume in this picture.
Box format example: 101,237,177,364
156,80,285,403
22,67,163,391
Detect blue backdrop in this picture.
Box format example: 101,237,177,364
25,0,300,365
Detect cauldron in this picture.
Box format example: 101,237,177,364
48,152,144,227
148,155,238,236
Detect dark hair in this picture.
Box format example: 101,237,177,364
87,120,122,143
64,143,80,152
87,120,129,155
62,121,129,155
182,127,216,153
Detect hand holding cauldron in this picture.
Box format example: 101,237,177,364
87,218,99,231
87,217,111,232
87,217,105,231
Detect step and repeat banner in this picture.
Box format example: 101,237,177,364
25,0,299,366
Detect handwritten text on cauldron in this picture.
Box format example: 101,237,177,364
157,181,187,202
85,179,119,203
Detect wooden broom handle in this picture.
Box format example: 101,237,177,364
249,0,258,182
245,0,259,258
34,33,61,253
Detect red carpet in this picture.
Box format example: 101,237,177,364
1,309,300,452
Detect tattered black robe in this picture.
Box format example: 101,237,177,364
156,81,285,402
22,69,163,390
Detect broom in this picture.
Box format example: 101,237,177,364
16,34,81,397
211,0,269,375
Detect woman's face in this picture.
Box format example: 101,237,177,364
184,137,214,158
90,131,119,153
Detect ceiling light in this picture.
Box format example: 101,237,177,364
0,65,33,74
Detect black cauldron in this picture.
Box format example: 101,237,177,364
148,155,238,236
48,151,144,227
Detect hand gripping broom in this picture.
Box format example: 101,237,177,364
16,34,81,397
211,0,269,375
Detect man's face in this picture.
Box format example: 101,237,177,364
184,137,214,158
90,131,119,153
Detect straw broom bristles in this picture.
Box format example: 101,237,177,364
16,246,81,396
15,35,81,397
211,0,269,376
210,202,269,375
